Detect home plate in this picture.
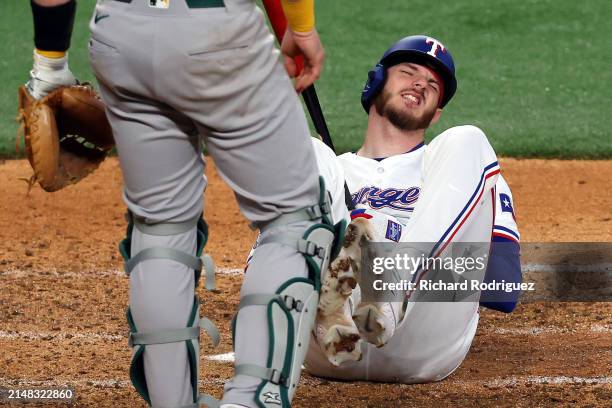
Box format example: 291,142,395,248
206,352,235,363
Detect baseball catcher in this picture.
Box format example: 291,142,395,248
26,0,343,407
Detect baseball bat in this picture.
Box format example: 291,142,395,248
261,0,355,210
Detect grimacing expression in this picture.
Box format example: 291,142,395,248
374,62,443,131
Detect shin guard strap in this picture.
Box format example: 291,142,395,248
129,326,198,347
133,215,200,236
201,254,216,291
124,247,202,276
239,294,303,313
152,396,220,408
251,200,331,232
259,233,327,259
235,364,288,387
129,318,220,348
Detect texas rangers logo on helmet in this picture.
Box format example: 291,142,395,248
425,37,446,57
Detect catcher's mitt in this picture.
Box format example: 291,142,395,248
16,84,114,192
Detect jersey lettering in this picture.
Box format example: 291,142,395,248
352,186,420,212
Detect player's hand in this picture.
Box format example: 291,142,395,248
26,52,77,100
280,28,325,93
26,68,76,100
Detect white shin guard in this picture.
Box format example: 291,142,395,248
120,213,219,408
227,179,346,408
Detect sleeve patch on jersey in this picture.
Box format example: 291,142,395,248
499,193,515,216
385,220,402,242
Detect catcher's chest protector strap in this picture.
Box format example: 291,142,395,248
119,213,220,407
232,178,347,408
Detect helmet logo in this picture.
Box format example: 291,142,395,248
425,37,446,57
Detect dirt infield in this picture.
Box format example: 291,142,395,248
0,157,611,407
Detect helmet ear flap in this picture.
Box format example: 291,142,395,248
361,63,386,113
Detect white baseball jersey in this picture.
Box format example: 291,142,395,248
338,143,519,243
306,126,521,383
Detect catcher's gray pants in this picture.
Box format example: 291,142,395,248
89,0,319,406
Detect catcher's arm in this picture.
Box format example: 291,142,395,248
27,0,77,100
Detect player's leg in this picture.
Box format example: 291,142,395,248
205,105,338,406
347,126,499,343
403,125,499,245
314,219,369,366
312,210,403,367
171,4,342,407
359,188,495,383
306,125,499,381
99,92,216,407
306,187,494,383
345,211,406,348
89,5,218,407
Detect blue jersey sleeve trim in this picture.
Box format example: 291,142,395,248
480,238,521,313
493,224,520,241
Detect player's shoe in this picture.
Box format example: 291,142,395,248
352,301,399,348
314,217,373,366
315,298,362,366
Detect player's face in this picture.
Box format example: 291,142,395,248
374,63,443,131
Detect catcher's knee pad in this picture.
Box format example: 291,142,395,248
233,178,346,407
119,213,219,408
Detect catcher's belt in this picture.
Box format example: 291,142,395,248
16,84,114,192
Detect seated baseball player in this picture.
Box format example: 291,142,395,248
298,35,522,383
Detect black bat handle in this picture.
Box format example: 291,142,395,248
301,86,355,211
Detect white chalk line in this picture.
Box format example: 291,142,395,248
0,377,225,389
206,352,235,363
1,375,609,390
2,263,611,278
1,324,609,344
491,324,611,335
0,330,124,342
522,263,612,273
0,267,243,278
482,376,612,387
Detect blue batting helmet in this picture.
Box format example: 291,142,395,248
361,35,457,113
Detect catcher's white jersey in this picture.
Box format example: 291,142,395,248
307,126,520,383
